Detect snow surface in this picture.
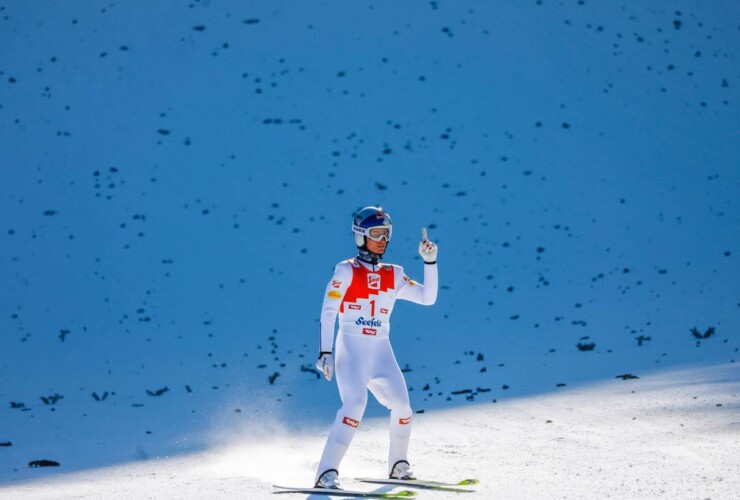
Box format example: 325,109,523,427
1,0,739,498
2,363,738,499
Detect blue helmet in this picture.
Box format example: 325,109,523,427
352,206,392,247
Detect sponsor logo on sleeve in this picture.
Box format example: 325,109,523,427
327,291,342,299
362,328,377,336
342,416,360,428
367,273,381,290
332,280,342,288
403,275,410,282
380,307,388,314
399,416,412,425
348,304,361,310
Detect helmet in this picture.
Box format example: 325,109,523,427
352,206,392,247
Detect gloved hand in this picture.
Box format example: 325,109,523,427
418,227,438,263
316,352,334,381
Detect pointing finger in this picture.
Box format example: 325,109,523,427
421,227,428,242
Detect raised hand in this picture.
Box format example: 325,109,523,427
418,227,438,263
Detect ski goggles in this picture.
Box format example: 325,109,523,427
354,225,392,242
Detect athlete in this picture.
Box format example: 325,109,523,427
314,206,439,489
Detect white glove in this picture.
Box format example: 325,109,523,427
418,227,438,263
316,352,334,381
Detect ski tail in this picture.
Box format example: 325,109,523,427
457,479,480,486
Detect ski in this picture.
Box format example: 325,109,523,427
273,485,417,498
356,477,479,492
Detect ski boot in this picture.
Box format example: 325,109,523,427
315,469,341,489
389,460,415,480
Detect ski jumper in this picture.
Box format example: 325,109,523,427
315,258,438,480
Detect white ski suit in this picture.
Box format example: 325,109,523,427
315,257,438,480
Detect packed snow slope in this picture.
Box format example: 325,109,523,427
1,0,738,496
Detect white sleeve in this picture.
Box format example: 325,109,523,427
395,263,438,305
319,262,352,353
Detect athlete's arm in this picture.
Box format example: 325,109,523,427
396,263,438,305
319,262,352,353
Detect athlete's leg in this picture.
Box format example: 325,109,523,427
315,334,369,482
367,340,413,476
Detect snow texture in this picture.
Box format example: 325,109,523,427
1,0,738,498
